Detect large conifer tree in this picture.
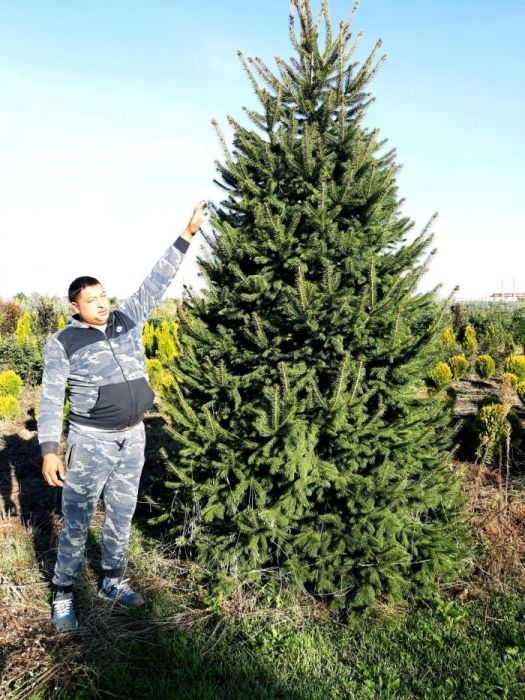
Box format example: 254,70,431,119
158,0,468,609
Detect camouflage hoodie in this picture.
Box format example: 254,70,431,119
37,236,190,456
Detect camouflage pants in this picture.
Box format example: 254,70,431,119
52,422,146,589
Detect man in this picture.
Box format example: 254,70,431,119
38,201,207,631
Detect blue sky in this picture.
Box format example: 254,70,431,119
0,0,523,300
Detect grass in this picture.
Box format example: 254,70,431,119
2,384,525,698
2,513,525,700
85,584,525,700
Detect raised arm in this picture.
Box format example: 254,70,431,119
119,201,208,325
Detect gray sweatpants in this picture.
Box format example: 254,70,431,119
52,421,146,589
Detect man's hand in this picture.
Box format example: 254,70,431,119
181,201,208,242
42,454,65,488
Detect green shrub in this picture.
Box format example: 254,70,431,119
429,362,453,389
463,324,478,356
501,372,518,390
517,382,525,407
448,354,469,379
0,335,44,384
0,369,23,398
475,354,496,380
457,300,523,359
484,322,506,358
514,314,525,354
503,355,525,382
0,395,20,419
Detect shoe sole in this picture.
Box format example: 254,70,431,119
97,589,144,609
53,621,79,632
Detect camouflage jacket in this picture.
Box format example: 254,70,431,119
37,236,190,456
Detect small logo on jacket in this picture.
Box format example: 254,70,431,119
116,326,123,332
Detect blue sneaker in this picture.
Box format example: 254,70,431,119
52,591,78,631
98,577,145,608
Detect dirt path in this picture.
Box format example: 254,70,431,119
454,376,525,419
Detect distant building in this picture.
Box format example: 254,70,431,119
489,292,525,301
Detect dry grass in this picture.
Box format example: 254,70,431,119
0,509,221,699
0,517,76,699
462,460,525,592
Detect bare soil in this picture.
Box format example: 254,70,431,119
454,375,525,420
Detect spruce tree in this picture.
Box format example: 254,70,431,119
157,0,469,610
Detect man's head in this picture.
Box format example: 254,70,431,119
68,276,110,326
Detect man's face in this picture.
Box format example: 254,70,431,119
72,284,110,326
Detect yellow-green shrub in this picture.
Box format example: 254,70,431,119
161,371,176,391
57,315,67,330
0,395,20,419
0,370,23,398
463,324,478,356
475,354,496,380
146,358,164,393
15,311,32,344
477,401,511,465
157,320,177,364
146,358,176,396
143,321,156,358
430,362,453,389
479,402,509,433
517,382,525,407
505,334,517,354
442,325,456,349
501,372,519,390
143,319,179,364
448,354,469,379
503,355,525,382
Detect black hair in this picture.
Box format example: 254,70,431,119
68,276,102,303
